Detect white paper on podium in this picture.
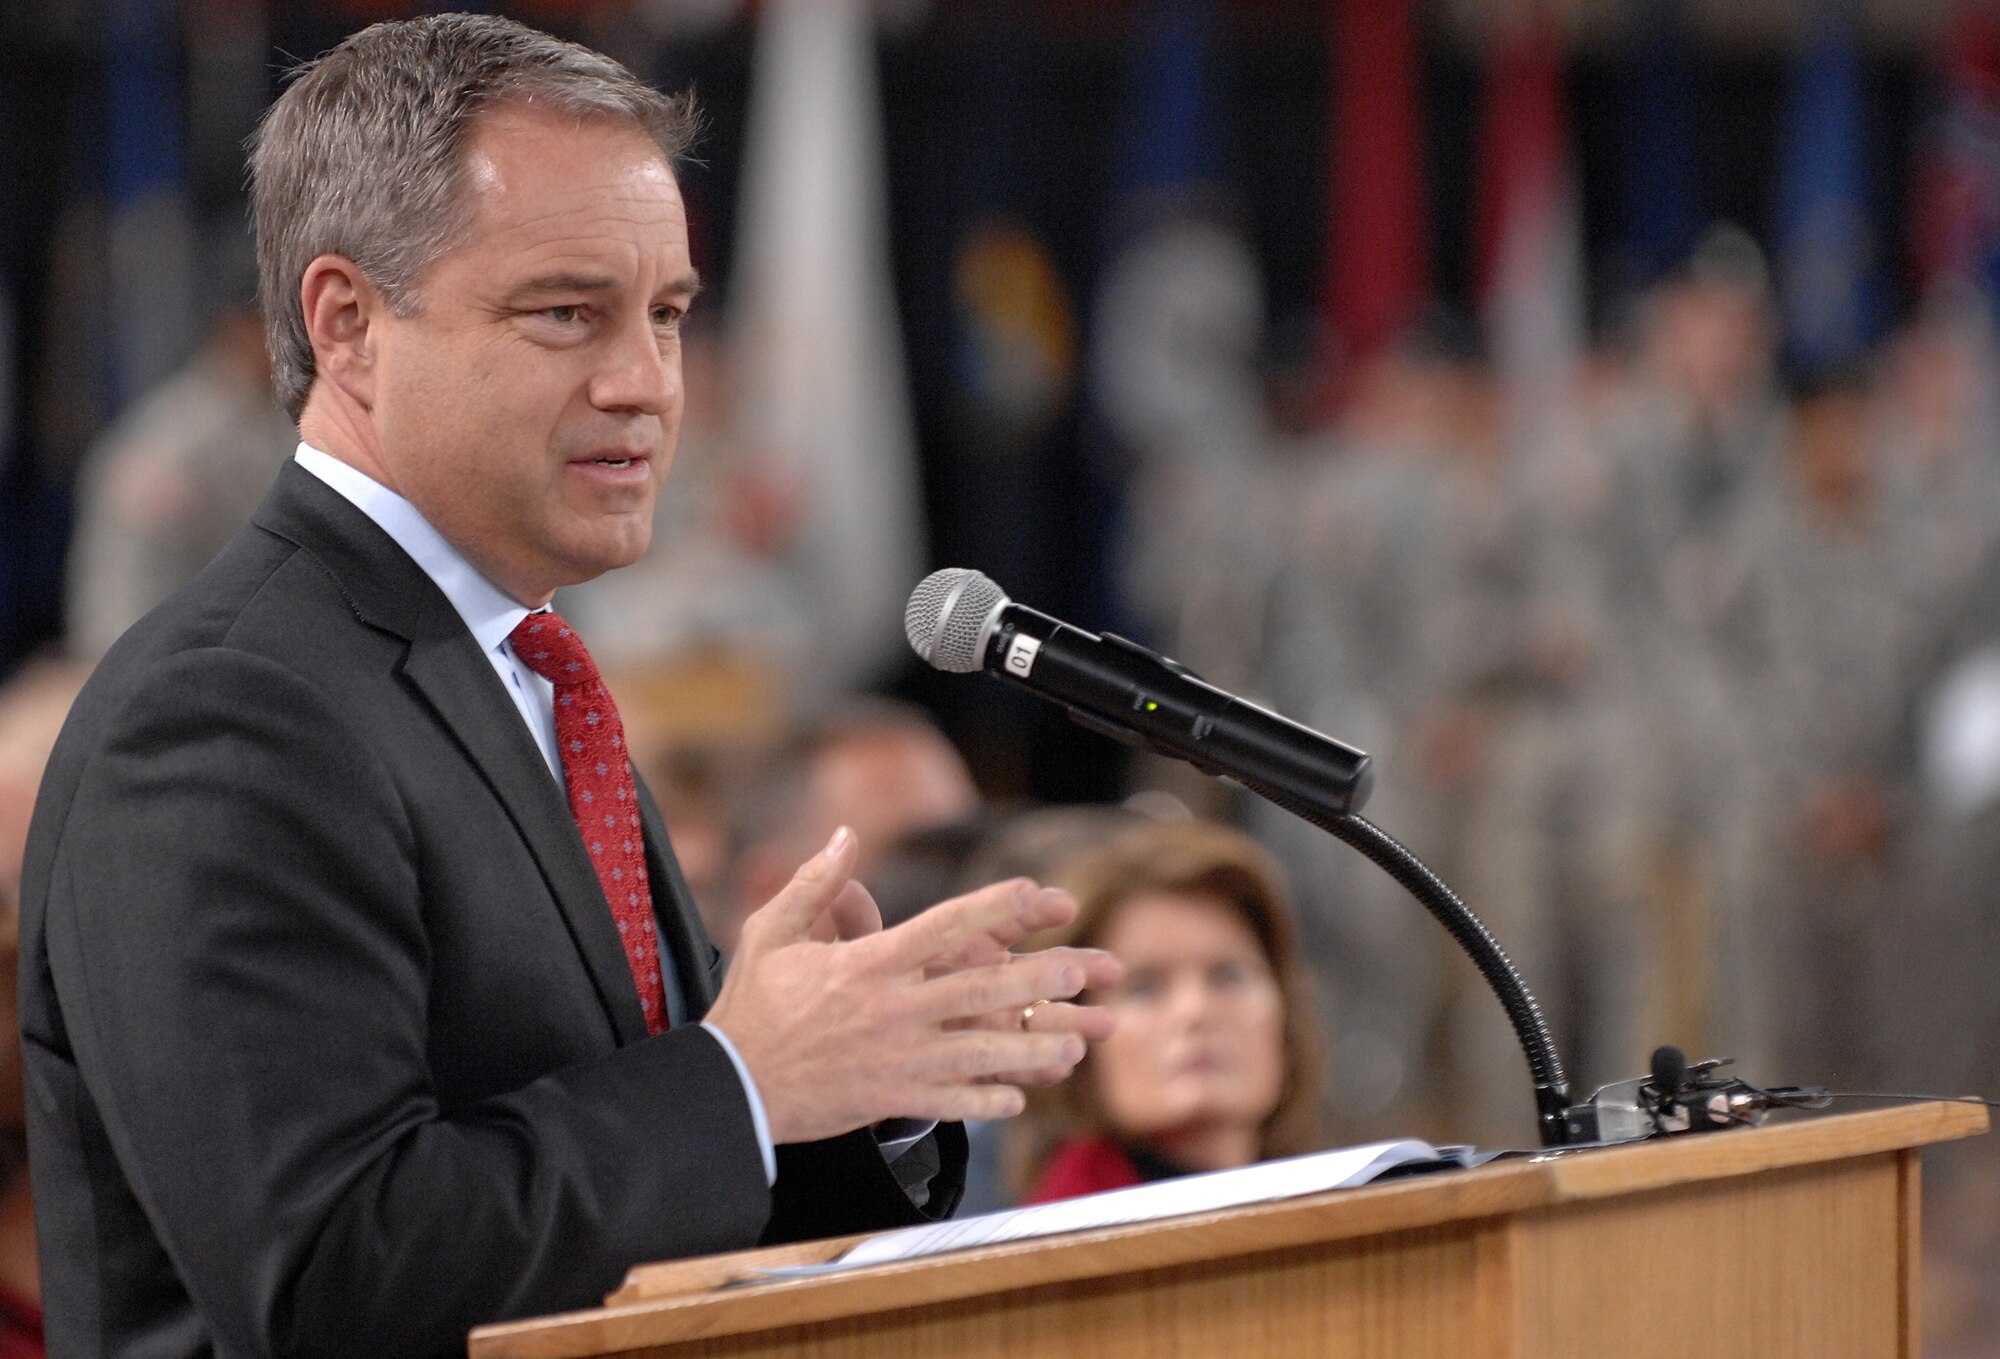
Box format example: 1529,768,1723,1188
753,1137,1462,1279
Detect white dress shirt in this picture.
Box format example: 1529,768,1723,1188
294,443,779,1184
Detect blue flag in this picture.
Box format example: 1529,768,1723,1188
1774,0,1881,379
1618,0,1703,292
106,0,194,409
1110,0,1222,207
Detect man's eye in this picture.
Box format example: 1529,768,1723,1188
651,304,684,329
546,305,582,324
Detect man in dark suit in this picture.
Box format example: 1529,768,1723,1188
18,16,1116,1357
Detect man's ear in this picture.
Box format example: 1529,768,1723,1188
299,254,382,409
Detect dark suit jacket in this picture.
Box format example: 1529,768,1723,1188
19,464,963,1358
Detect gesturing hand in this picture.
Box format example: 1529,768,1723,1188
703,827,1120,1146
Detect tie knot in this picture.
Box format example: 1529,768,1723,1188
509,610,600,686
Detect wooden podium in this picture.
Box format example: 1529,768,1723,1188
468,1102,1986,1359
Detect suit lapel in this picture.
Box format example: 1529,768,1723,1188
254,464,652,1045
400,639,652,1045
632,777,719,1017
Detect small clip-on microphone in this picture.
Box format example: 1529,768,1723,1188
1558,1046,1832,1144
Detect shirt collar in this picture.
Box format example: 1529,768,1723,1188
293,442,535,655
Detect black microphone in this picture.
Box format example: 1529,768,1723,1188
904,568,1374,817
1649,1045,1689,1100
909,569,1587,1145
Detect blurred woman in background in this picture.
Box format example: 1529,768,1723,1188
1018,819,1323,1202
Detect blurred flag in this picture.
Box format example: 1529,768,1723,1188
1108,0,1221,203
1475,9,1585,456
942,1,1076,471
106,0,195,408
728,0,925,695
1320,0,1429,403
933,0,1079,605
1616,0,1703,293
1092,0,1283,695
1773,0,1880,380
1092,0,1263,464
1910,3,2000,316
952,222,1076,459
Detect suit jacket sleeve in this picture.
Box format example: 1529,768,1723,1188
42,646,781,1356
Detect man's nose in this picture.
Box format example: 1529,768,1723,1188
591,320,679,416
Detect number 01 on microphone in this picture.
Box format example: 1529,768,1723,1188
1003,634,1042,678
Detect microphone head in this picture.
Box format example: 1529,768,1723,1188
905,568,1008,673
1650,1045,1688,1095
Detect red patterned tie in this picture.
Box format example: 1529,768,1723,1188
509,611,668,1035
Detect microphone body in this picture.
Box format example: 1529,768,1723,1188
908,571,1373,816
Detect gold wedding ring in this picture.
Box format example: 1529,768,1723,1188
1020,999,1051,1031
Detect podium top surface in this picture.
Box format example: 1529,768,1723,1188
469,1100,1987,1359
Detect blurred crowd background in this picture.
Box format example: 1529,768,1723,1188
5,0,2000,1348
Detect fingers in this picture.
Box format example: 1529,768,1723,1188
874,878,1077,974
1070,947,1124,993
926,1028,1085,1085
946,995,1118,1079
912,946,1103,1026
1004,998,1117,1086
1020,998,1117,1045
885,1027,1089,1122
721,859,1123,1140
905,1084,1028,1123
829,1024,1096,1127
998,1061,1081,1090
737,826,859,952
829,879,883,940
809,879,883,944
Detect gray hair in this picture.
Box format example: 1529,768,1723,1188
248,13,697,419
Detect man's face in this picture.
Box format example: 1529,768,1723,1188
368,105,698,605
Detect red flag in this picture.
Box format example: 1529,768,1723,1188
1474,11,1585,455
1910,4,2000,300
1475,13,1568,302
1321,0,1429,405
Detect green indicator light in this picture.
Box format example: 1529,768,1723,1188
1145,701,1159,712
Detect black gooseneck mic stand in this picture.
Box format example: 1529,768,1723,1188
1231,777,1577,1147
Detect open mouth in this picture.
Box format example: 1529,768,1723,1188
593,457,634,468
